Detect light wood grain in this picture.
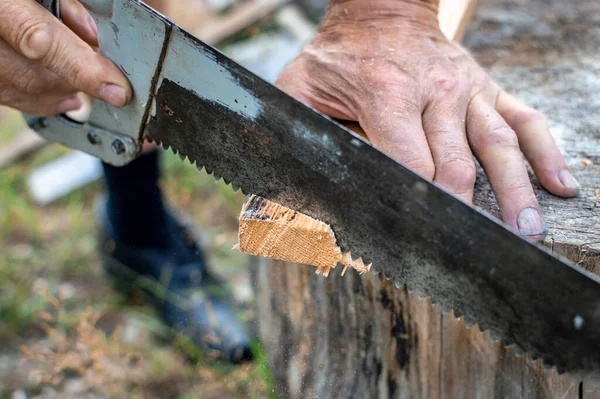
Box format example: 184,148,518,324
239,194,341,275
239,195,371,276
439,0,479,42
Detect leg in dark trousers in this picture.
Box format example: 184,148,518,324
98,150,252,363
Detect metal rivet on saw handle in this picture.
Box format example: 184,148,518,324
111,139,126,155
87,132,102,145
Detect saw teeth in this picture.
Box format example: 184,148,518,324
405,289,566,375
150,136,574,374
151,136,250,195
151,135,575,375
156,137,477,335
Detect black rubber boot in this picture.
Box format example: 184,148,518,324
96,197,253,363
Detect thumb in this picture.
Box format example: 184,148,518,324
0,0,132,107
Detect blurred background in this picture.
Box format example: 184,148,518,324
0,1,326,397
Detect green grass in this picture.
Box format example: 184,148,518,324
251,341,278,399
0,108,273,398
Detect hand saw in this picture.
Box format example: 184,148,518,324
26,0,600,372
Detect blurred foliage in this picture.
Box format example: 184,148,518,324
0,108,271,398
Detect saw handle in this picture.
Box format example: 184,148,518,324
23,0,137,166
21,0,165,167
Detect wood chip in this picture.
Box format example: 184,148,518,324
238,195,371,277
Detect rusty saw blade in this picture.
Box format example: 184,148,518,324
138,23,600,373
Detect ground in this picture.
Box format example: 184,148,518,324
0,108,274,399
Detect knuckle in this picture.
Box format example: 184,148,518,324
14,20,53,60
434,75,459,93
429,64,468,96
439,156,477,186
480,122,520,150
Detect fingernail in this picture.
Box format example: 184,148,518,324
87,15,98,39
100,84,127,107
517,208,548,238
559,169,581,191
57,96,83,114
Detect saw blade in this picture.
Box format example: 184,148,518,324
141,22,600,372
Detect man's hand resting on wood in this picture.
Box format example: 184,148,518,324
276,0,580,241
0,0,131,115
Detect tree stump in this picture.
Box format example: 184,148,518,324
250,0,600,397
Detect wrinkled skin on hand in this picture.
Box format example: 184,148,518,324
277,0,580,240
0,0,131,115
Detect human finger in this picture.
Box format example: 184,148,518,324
0,0,131,107
467,94,547,241
0,82,82,115
0,39,75,96
495,90,579,198
423,97,475,202
60,0,99,47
